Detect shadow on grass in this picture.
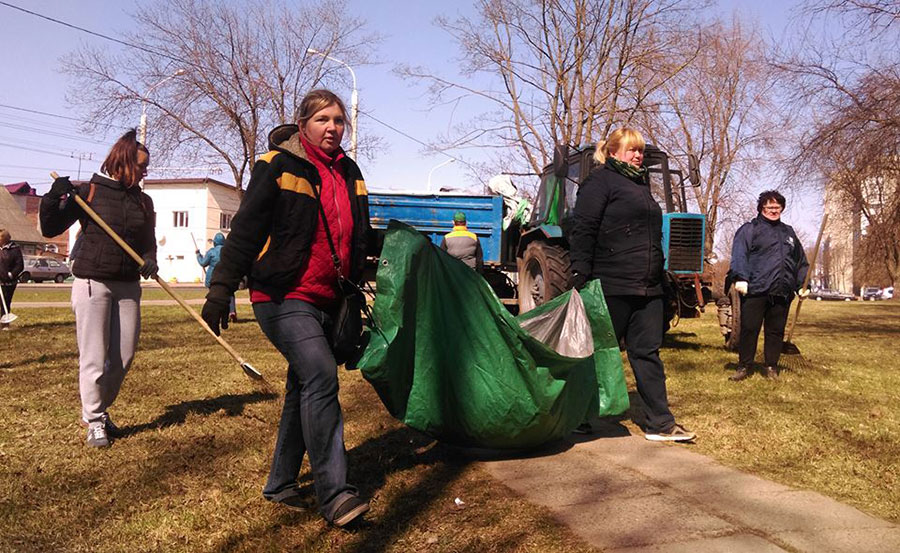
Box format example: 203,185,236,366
0,351,76,370
119,391,278,437
661,330,703,350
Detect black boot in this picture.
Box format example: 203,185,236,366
729,366,752,381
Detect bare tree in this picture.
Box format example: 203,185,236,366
776,1,900,286
64,0,378,189
399,0,705,182
640,17,780,256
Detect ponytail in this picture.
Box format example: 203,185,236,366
593,128,645,164
101,129,149,188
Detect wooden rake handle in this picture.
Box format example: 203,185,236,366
50,172,259,379
785,213,828,343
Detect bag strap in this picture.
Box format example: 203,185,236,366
308,176,344,281
309,171,382,337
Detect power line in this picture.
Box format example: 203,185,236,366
0,102,119,131
0,1,207,73
0,142,98,159
360,110,480,173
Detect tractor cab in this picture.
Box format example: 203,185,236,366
517,143,708,317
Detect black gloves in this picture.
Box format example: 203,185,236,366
48,176,75,199
139,257,158,279
571,271,588,291
201,293,231,336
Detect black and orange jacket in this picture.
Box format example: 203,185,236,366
209,124,371,303
39,174,156,281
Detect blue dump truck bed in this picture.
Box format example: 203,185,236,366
368,192,505,263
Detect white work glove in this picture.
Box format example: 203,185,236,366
734,281,748,295
797,288,810,299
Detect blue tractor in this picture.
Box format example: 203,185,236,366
515,144,711,319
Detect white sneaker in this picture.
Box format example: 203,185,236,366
645,423,696,442
86,423,109,447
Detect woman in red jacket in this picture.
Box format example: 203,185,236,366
202,89,371,528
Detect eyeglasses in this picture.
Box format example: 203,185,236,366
763,206,783,213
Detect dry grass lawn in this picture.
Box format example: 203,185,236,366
1,293,897,552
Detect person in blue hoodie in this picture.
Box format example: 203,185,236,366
728,190,809,381
196,232,236,322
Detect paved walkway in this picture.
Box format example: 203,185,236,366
480,424,900,552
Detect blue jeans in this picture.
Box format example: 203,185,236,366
253,299,357,521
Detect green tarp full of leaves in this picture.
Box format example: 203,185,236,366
358,222,629,449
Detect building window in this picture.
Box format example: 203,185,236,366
173,211,189,227
220,212,233,230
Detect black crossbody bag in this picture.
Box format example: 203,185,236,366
310,181,369,368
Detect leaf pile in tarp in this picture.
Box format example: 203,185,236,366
358,222,628,449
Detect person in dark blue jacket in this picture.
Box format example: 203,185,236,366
728,190,809,381
196,232,235,321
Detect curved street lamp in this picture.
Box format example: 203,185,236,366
307,48,358,160
427,158,456,193
139,68,186,145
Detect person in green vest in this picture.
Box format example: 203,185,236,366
440,211,483,273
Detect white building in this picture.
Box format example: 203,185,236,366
67,177,242,283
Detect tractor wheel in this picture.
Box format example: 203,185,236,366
724,285,742,352
518,242,570,313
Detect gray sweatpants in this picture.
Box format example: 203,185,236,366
71,278,141,424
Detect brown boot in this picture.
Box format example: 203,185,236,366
764,366,778,379
729,366,752,381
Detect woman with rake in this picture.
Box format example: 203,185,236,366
0,228,24,330
201,89,371,528
39,130,158,448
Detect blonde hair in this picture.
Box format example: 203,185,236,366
0,228,9,244
593,127,646,164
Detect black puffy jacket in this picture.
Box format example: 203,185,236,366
0,242,24,284
209,124,371,303
39,174,156,281
569,161,664,296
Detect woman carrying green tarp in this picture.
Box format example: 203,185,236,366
357,221,629,449
569,127,695,442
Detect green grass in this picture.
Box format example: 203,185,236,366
0,302,595,553
656,300,900,522
11,286,243,303
2,294,898,552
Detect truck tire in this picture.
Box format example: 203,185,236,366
518,242,570,313
724,286,742,351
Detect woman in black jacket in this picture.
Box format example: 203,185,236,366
570,127,695,442
0,228,24,330
201,89,371,528
40,129,157,448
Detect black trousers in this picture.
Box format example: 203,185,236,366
606,295,675,433
738,294,791,368
0,282,15,314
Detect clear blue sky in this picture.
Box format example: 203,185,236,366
0,0,817,240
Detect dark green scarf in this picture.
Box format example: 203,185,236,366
607,156,647,183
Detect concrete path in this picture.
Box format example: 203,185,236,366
480,424,900,552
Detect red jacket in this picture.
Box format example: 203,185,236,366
249,133,354,307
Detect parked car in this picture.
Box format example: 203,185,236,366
883,286,894,300
18,256,71,283
862,286,883,301
810,288,856,301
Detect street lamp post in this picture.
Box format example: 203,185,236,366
427,158,456,193
139,69,186,145
307,48,358,160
